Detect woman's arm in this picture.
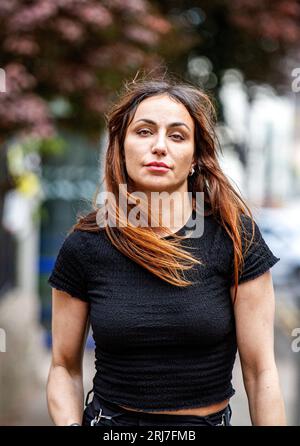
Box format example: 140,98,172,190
46,288,90,426
230,271,287,426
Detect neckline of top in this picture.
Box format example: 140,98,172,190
160,207,197,239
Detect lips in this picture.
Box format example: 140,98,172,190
145,162,170,168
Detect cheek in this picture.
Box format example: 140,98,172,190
124,135,142,161
124,139,143,178
124,149,139,172
173,150,193,168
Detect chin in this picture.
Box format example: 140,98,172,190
137,179,174,193
140,183,177,194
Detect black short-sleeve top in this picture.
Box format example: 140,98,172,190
48,211,280,411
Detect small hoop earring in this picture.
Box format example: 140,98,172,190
188,166,195,176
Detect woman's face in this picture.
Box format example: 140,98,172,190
124,94,195,194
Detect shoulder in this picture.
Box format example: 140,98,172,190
238,214,265,248
48,229,105,302
62,228,106,248
55,228,109,265
239,213,256,232
200,211,256,243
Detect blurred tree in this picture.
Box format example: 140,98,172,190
0,0,196,142
0,0,202,222
0,1,197,304
155,0,300,95
152,0,300,172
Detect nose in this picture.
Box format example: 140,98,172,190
151,132,167,156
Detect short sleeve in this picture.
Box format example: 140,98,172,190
48,231,89,302
231,214,280,285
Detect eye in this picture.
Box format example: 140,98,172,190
137,129,184,140
137,129,152,136
171,133,184,141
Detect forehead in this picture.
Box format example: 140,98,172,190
131,94,194,126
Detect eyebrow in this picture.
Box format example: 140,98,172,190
134,118,191,132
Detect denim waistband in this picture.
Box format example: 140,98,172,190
86,390,232,426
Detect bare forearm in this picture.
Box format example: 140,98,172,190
47,364,85,426
244,368,287,426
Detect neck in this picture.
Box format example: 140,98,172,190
143,188,193,236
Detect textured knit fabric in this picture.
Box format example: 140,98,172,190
48,210,280,411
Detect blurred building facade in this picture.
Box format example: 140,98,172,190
219,71,300,208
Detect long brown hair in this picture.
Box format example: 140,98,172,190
72,71,255,303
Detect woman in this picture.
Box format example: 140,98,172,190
46,74,286,426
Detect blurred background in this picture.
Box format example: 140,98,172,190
0,0,300,426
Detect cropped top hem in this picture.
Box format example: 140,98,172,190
92,387,236,413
